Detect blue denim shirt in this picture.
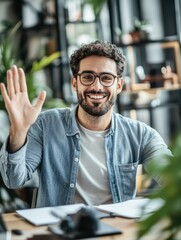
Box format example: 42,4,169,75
0,106,171,207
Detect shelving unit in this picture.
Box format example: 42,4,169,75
19,0,103,102
106,0,181,145
118,36,181,88
107,0,181,89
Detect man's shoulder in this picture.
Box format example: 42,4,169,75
113,112,164,146
113,112,154,133
114,112,148,126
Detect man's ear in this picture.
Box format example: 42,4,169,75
117,77,124,94
71,76,77,91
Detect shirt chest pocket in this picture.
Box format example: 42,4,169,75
118,161,139,201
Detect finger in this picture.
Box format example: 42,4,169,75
34,91,47,110
0,83,10,105
18,68,27,92
7,69,15,98
12,65,20,93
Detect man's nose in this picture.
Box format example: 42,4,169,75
92,77,102,88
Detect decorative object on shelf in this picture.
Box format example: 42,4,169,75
142,63,179,89
65,0,106,22
82,0,107,17
137,132,181,240
42,0,56,25
121,18,151,44
129,19,151,42
161,64,179,86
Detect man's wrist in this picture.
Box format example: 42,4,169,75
8,128,28,153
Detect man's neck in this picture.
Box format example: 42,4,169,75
76,106,112,131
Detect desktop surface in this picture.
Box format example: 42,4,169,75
3,212,137,240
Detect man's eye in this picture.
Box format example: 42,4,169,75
83,74,93,80
101,75,112,81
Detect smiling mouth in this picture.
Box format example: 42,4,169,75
85,91,109,100
87,94,105,99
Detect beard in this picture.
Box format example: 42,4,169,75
77,90,117,117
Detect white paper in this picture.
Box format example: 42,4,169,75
95,198,163,219
16,198,163,226
16,203,85,226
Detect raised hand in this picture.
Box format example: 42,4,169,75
0,65,46,152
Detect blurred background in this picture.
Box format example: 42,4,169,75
0,0,181,211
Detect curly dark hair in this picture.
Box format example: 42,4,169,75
70,40,125,77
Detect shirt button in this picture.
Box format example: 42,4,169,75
70,183,75,188
76,134,79,139
75,158,79,162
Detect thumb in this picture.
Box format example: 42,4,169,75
34,91,47,110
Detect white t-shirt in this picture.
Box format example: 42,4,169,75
74,123,112,205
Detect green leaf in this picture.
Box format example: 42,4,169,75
31,52,61,73
82,0,106,16
136,132,181,239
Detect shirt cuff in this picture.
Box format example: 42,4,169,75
0,136,28,164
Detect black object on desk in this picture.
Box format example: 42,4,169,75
48,207,122,239
49,221,122,239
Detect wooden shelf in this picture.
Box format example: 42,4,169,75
118,35,180,47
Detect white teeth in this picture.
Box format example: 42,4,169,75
89,95,104,99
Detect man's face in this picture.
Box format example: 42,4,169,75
72,56,123,117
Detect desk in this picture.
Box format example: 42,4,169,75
2,212,141,240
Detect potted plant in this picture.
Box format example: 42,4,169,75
129,18,151,42
82,0,107,16
137,132,181,240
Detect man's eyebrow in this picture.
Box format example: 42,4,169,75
80,70,95,73
80,70,115,74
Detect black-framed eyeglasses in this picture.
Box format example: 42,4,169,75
77,71,119,87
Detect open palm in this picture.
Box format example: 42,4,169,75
0,65,46,150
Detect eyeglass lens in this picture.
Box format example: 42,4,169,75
79,72,115,86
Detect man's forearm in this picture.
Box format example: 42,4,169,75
8,127,28,153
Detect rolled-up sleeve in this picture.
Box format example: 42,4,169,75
0,137,28,188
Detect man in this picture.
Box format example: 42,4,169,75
0,40,171,208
